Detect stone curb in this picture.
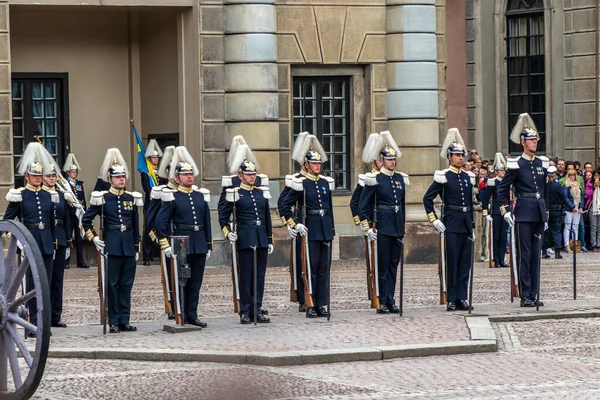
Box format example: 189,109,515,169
47,341,496,366
488,310,600,323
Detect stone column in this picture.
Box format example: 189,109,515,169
224,0,279,178
386,0,439,222
0,0,11,211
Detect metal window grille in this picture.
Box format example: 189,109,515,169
506,12,545,154
292,76,351,192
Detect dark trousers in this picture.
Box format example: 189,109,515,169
492,215,509,264
142,211,152,262
292,237,305,304
67,212,85,266
238,247,268,314
308,241,332,308
107,255,137,326
377,234,403,306
548,211,563,249
50,246,67,323
445,232,472,302
28,253,54,326
180,254,206,321
516,222,544,300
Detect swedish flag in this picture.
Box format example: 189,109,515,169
132,124,158,187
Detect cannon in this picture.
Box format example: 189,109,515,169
0,220,51,400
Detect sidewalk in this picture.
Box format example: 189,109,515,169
47,253,600,365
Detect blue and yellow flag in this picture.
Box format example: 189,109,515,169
132,124,158,187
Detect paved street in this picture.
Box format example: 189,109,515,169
11,252,600,399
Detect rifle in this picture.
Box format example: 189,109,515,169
326,241,332,321
364,236,372,302
468,233,475,314
534,233,543,311
398,238,405,317
171,236,191,325
96,209,108,334
230,194,241,313
289,237,298,303
488,216,494,268
252,246,258,326
300,188,314,308
509,224,519,301
368,195,380,309
438,197,447,305
160,249,173,315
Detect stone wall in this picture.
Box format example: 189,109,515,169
563,0,596,163
0,0,11,212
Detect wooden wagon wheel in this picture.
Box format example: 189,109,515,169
0,220,50,400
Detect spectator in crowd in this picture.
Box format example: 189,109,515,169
481,160,490,172
469,148,478,161
464,160,473,171
557,159,566,180
549,158,556,168
472,166,480,182
562,170,584,253
589,170,600,252
472,155,483,169
584,162,593,176
574,161,582,176
544,166,566,259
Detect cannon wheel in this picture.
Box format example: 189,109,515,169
0,220,51,400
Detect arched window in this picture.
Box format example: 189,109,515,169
506,0,545,154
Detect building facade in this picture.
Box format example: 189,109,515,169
3,0,595,264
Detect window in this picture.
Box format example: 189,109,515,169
292,76,351,192
506,0,545,154
12,74,69,186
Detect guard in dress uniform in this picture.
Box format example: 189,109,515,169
82,149,143,333
545,166,567,259
423,128,476,311
63,153,89,269
219,135,269,316
141,140,168,265
278,131,309,312
147,145,178,319
219,143,274,324
4,142,58,336
42,160,76,328
155,146,212,328
358,131,409,314
497,114,548,307
349,132,381,228
480,153,509,268
280,134,335,318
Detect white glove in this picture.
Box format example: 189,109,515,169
544,222,548,231
228,232,238,243
92,236,105,252
504,212,515,227
163,247,172,258
73,202,84,210
485,215,493,223
294,223,308,237
53,252,56,260
268,244,274,254
365,228,377,241
287,225,298,239
433,219,446,233
16,240,23,251
206,250,211,260
65,247,71,260
135,252,139,261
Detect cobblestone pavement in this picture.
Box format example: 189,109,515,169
42,252,600,352
9,253,600,398
29,315,600,399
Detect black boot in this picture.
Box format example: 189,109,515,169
555,248,563,259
